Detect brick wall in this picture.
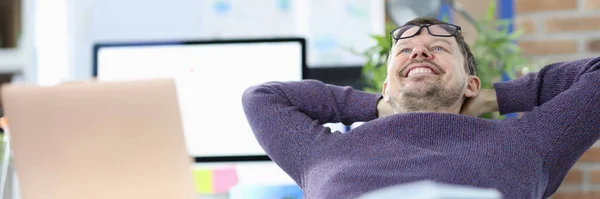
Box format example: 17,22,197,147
515,0,600,198
548,144,600,199
516,0,600,70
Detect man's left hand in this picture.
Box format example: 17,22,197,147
460,89,499,117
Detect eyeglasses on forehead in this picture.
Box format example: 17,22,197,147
390,24,462,44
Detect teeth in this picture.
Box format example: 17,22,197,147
407,67,433,77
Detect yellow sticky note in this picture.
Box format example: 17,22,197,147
194,169,213,193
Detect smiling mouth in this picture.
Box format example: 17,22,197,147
399,61,445,78
402,65,442,78
407,67,435,77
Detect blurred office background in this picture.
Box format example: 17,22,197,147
1,0,600,199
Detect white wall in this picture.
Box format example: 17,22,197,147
67,0,212,81
62,0,385,82
34,0,68,85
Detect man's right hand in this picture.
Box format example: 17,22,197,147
377,98,395,118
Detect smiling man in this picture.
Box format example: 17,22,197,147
382,21,479,115
241,17,600,199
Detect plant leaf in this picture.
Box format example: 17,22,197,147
485,1,497,21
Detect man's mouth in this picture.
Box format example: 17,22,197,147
407,67,435,77
402,64,441,78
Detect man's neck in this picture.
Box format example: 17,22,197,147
394,106,459,114
391,99,462,115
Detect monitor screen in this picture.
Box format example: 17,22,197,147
93,38,306,160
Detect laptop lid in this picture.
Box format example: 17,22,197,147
1,78,196,199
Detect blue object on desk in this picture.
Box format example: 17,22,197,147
229,184,304,199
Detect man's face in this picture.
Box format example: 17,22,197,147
383,25,475,112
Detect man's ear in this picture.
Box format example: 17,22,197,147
464,76,481,98
382,81,390,102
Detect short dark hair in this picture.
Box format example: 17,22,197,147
401,17,477,75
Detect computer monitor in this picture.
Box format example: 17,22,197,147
93,38,307,162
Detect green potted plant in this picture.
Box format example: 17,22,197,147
355,1,531,119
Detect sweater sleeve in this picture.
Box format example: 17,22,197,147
495,57,600,197
241,79,380,186
493,57,599,114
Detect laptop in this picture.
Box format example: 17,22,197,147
0,78,197,199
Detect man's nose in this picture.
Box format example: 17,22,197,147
410,47,433,61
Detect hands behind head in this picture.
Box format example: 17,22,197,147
460,89,499,117
377,97,395,118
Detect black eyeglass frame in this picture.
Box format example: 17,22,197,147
390,24,462,44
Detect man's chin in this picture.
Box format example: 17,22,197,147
402,82,434,91
400,81,440,97
401,87,434,97
405,75,438,82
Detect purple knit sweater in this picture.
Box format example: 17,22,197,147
241,57,600,199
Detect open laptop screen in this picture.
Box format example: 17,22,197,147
93,38,306,162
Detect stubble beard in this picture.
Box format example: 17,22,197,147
389,77,465,113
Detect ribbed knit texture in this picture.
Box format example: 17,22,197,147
241,57,600,199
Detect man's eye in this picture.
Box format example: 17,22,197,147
400,48,411,53
431,46,444,51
